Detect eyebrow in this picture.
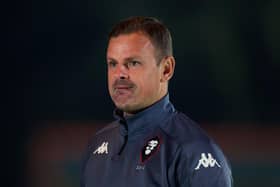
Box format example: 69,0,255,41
107,56,143,63
124,57,142,62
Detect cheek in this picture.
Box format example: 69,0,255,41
107,72,114,92
139,70,160,93
107,71,113,83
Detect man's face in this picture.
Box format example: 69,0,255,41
107,32,165,114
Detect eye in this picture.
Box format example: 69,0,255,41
107,61,117,68
127,60,140,67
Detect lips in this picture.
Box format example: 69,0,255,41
115,85,133,90
114,85,134,96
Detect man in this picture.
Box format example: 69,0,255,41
81,16,233,187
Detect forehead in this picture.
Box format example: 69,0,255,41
107,33,156,59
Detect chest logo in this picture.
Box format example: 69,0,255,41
141,137,161,163
194,153,221,170
93,142,109,155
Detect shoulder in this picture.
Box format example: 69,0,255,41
87,121,119,145
160,112,211,145
161,112,232,186
161,111,231,171
95,121,119,136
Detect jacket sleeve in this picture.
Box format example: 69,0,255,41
176,141,233,187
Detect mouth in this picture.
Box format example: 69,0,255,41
112,80,135,98
113,84,135,97
115,85,133,90
114,86,134,94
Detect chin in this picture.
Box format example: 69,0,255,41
115,102,138,113
116,104,132,112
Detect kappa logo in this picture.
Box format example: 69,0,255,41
93,142,109,155
141,136,161,163
194,153,221,170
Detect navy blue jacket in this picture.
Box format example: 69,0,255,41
81,95,233,187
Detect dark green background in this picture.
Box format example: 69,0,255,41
29,0,280,122
6,0,280,186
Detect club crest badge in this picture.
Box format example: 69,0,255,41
141,136,161,163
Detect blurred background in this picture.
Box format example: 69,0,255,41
6,0,280,186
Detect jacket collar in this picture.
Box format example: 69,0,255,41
113,94,176,139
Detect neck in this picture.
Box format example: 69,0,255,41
123,91,168,118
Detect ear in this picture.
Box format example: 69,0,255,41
160,56,175,82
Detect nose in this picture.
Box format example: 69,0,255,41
115,65,129,79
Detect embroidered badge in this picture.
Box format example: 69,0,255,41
141,136,161,163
